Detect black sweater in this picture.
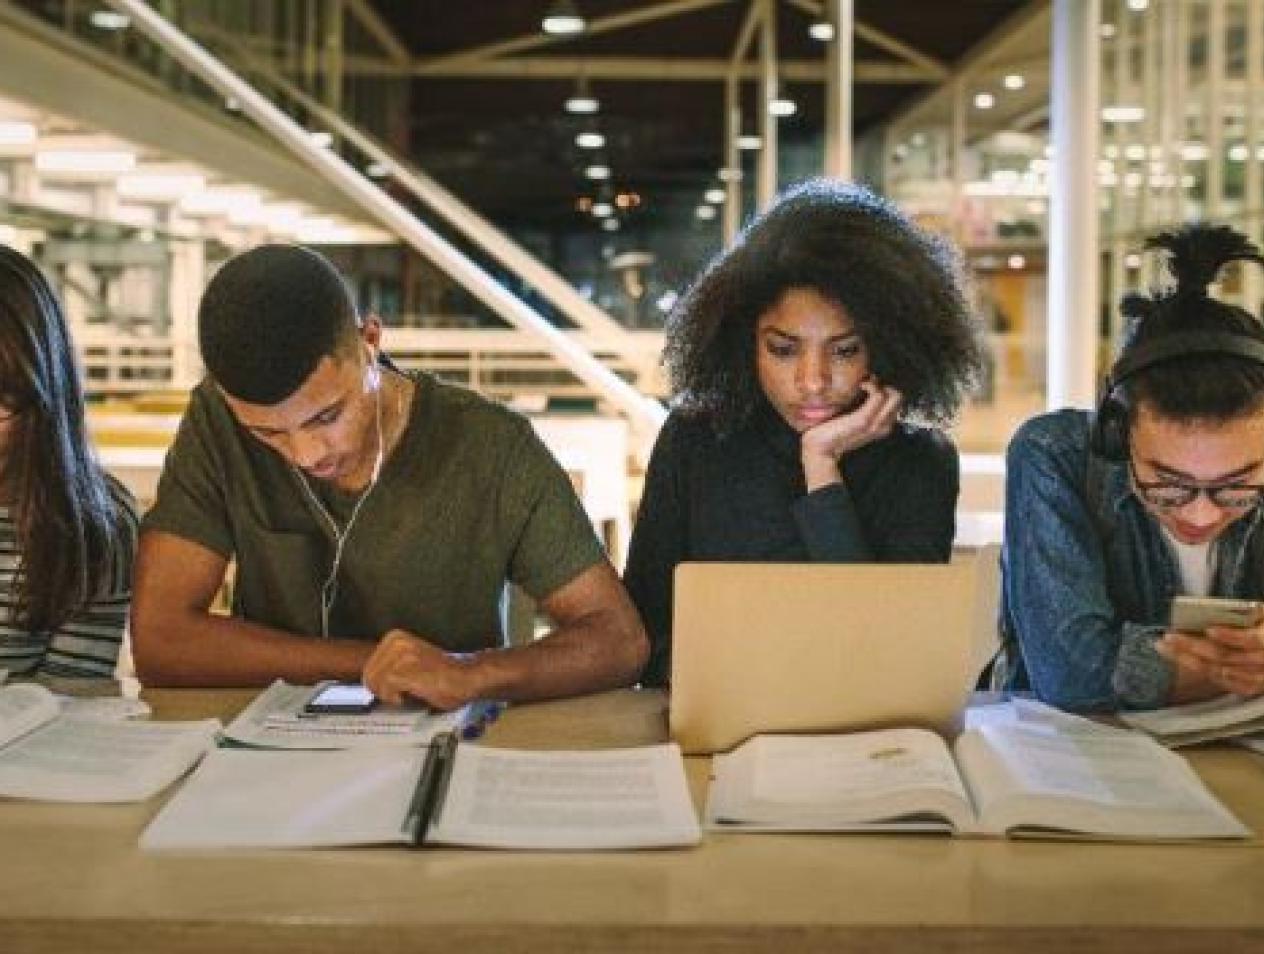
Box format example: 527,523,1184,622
623,403,959,686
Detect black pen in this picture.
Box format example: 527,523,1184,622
405,731,458,847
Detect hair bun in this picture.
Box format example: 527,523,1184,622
1145,224,1263,294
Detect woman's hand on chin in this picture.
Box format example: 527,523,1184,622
799,380,902,491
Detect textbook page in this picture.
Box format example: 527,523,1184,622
222,680,459,749
0,717,220,802
143,743,701,851
142,747,423,850
0,683,60,749
953,722,1249,840
429,744,701,850
705,729,974,832
1119,694,1264,746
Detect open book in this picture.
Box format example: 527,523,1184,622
0,683,219,802
221,680,467,749
142,734,701,851
706,714,1248,841
1120,694,1264,747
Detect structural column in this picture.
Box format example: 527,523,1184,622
823,0,853,180
757,0,778,209
1048,0,1101,409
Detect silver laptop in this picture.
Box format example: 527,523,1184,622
669,547,1000,754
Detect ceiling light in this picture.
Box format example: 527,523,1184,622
1003,74,1025,91
736,135,762,151
575,131,605,150
1007,255,1025,270
615,191,641,209
808,20,835,42
974,92,995,110
695,205,717,221
1229,144,1251,161
178,188,262,217
1125,253,1142,269
1127,0,1149,10
0,121,37,147
565,92,599,114
601,218,619,232
584,164,611,180
565,77,599,115
717,167,742,182
1102,105,1145,123
365,161,391,178
704,188,726,204
35,149,135,175
1100,23,1117,39
656,290,679,313
118,171,207,200
769,98,797,118
89,9,130,30
591,202,614,218
542,0,586,36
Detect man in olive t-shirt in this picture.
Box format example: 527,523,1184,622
132,245,647,708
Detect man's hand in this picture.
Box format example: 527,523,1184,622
362,630,483,710
1157,625,1264,698
800,380,903,491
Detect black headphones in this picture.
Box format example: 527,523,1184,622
1089,331,1264,461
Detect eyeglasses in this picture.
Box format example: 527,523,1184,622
1128,459,1264,512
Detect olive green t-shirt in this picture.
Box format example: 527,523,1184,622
142,372,605,649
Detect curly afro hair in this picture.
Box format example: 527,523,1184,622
662,178,987,434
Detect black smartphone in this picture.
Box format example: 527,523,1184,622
303,682,378,715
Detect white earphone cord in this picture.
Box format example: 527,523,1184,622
293,370,386,638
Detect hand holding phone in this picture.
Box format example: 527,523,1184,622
303,682,378,715
1169,596,1264,634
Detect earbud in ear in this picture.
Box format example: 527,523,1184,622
364,348,382,391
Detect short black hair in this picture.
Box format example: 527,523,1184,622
1120,224,1264,423
199,244,359,404
664,178,985,433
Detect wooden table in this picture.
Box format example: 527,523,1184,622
3,688,1264,953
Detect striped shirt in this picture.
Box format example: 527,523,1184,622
0,474,139,678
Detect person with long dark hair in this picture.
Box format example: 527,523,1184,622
999,224,1264,710
624,179,987,686
0,246,137,677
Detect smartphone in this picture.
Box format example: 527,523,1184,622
1170,596,1264,634
303,682,377,715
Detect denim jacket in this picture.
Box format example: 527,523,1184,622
996,409,1264,711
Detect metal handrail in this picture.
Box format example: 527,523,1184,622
104,0,667,436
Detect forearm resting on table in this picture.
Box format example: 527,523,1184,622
463,611,649,703
132,608,375,687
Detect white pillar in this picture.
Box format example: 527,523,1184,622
1048,0,1101,409
757,0,778,209
723,73,742,244
823,0,853,180
167,226,205,390
1246,0,1263,311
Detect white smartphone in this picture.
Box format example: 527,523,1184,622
1169,596,1264,634
303,682,377,715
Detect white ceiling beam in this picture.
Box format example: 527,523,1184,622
783,0,950,78
424,0,734,70
342,0,410,65
410,56,935,83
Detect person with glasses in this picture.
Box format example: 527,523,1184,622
0,246,138,678
997,223,1264,711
